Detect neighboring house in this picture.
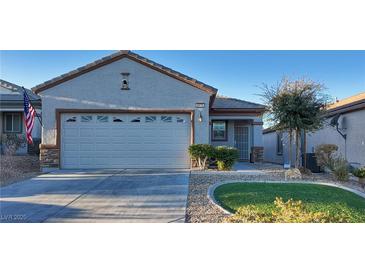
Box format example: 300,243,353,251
32,50,265,170
0,79,42,155
263,92,365,167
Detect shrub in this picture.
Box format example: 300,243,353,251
214,146,239,171
353,167,365,178
225,197,357,223
2,134,26,155
284,168,302,180
330,156,349,181
314,144,338,169
188,144,215,170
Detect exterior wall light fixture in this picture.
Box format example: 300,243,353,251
198,111,203,123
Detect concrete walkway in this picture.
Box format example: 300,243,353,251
233,162,266,175
0,169,189,223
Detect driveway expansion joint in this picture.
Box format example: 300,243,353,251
39,170,125,223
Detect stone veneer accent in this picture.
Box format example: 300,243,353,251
251,146,264,162
40,147,60,169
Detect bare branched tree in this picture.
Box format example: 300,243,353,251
259,77,330,168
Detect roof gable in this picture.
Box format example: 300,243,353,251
32,51,218,96
0,79,40,101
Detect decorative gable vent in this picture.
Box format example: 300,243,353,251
121,72,130,90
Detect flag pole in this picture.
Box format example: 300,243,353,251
22,86,43,127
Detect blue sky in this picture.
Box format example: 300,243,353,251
1,50,364,104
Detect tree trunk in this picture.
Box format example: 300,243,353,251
295,129,301,168
288,130,293,167
303,130,307,169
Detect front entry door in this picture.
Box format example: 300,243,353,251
234,123,249,161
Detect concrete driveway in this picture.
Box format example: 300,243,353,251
0,169,190,223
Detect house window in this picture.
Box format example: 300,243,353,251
277,132,283,155
4,113,22,133
212,121,227,141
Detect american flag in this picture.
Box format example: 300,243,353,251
23,91,36,144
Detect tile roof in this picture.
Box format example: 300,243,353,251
32,50,218,95
0,79,41,102
212,96,266,109
327,92,365,111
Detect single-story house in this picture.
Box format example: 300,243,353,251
32,50,265,170
0,79,42,155
263,92,365,167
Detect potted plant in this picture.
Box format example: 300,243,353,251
353,167,365,189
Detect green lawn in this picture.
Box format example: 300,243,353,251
214,183,365,222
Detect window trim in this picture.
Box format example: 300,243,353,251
211,120,228,141
276,132,283,155
3,112,23,133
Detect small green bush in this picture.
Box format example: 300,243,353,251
330,157,349,181
214,146,239,171
188,144,215,170
314,144,338,169
353,167,365,178
188,144,239,170
225,197,358,223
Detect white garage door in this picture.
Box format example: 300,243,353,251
61,113,191,169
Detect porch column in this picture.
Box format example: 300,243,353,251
251,122,264,162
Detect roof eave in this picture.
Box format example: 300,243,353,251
32,51,218,97
325,100,365,117
210,107,266,112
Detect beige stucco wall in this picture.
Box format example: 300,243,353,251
306,109,365,166
263,131,284,164
263,109,365,166
39,58,211,145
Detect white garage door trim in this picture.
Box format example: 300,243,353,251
59,110,194,169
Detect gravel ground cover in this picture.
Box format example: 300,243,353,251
185,163,365,223
0,155,41,187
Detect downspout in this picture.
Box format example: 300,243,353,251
331,114,347,160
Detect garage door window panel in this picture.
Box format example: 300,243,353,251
81,115,93,122
131,117,141,123
176,117,186,123
145,116,157,123
113,117,123,122
97,115,109,123
66,116,77,123
161,116,173,123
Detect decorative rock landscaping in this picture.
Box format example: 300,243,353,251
0,155,41,187
185,163,365,223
